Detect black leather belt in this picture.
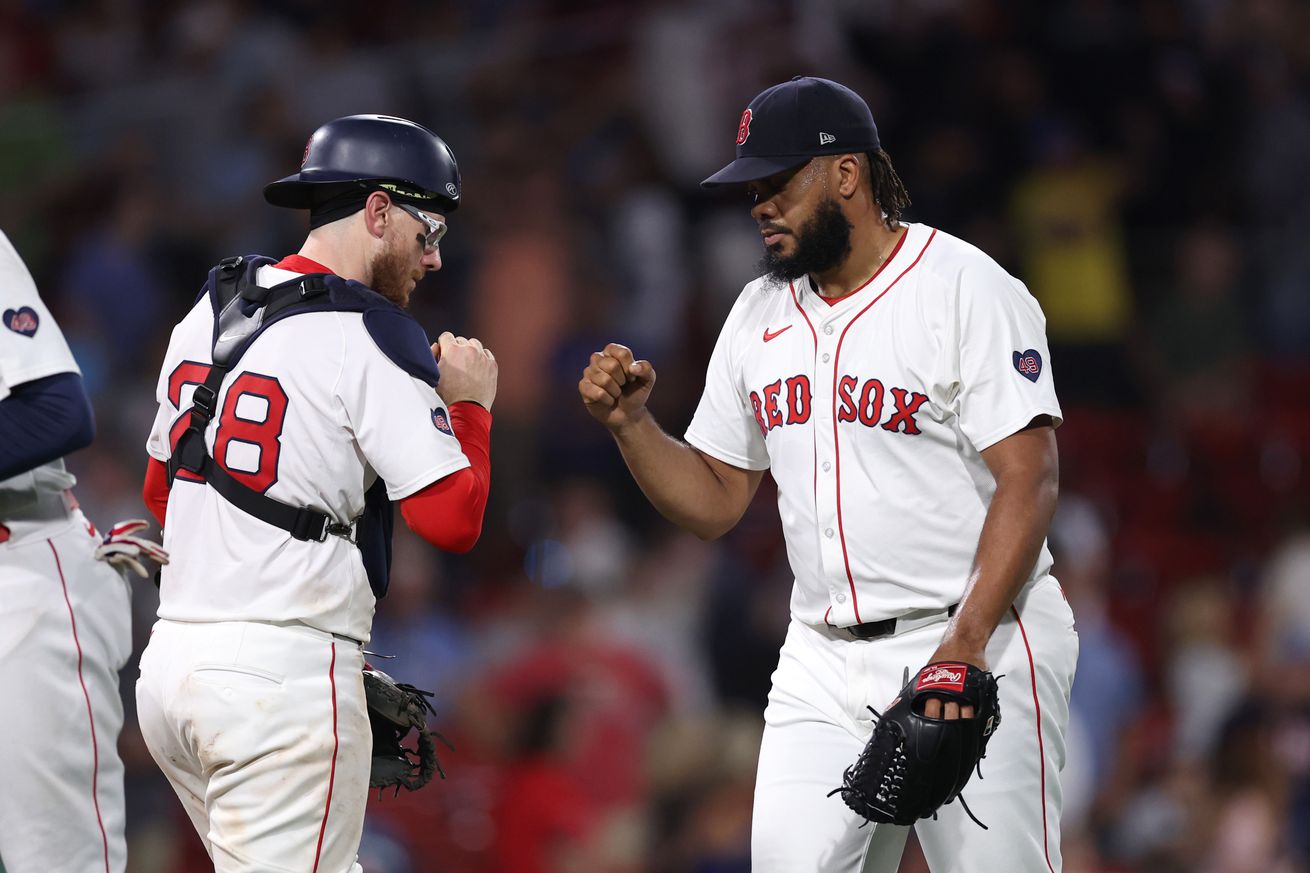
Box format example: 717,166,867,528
844,603,958,640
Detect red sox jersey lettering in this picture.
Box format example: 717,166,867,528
751,376,926,436
685,224,1064,626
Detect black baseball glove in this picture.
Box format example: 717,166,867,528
363,668,452,793
832,661,1001,828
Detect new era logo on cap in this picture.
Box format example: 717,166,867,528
819,132,836,145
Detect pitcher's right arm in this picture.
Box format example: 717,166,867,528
579,342,763,540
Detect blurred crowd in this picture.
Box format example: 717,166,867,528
3,0,1310,871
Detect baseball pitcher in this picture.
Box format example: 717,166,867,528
580,77,1078,872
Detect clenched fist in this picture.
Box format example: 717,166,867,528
578,343,656,432
433,331,497,410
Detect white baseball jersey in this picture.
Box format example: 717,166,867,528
686,223,1063,627
146,263,471,642
0,230,79,504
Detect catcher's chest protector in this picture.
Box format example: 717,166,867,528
169,255,442,598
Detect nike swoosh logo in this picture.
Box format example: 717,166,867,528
763,325,793,342
217,330,245,342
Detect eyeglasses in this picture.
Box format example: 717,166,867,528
394,202,447,253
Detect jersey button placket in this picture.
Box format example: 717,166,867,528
813,309,844,593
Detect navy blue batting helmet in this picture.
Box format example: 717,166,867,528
265,114,461,213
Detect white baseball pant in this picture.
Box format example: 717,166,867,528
752,575,1079,872
0,512,132,873
136,618,370,873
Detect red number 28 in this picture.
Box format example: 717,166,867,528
167,362,289,494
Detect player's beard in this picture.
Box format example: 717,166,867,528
759,196,853,284
371,245,418,308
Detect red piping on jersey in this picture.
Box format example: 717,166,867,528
1013,605,1056,873
311,641,339,873
789,283,821,518
812,231,909,306
49,539,111,873
831,229,936,622
274,254,335,274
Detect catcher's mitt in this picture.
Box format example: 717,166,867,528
832,661,1001,828
363,668,451,794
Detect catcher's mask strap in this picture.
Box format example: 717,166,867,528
166,262,357,544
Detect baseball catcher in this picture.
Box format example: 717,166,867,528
136,113,493,872
833,662,1001,828
363,667,451,794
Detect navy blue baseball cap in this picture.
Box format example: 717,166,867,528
701,76,881,188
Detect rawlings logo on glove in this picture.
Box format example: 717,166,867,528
832,661,1001,829
916,664,966,692
93,519,169,579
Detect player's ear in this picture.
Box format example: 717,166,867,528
835,154,862,199
362,191,391,241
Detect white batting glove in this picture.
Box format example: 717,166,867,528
93,519,170,579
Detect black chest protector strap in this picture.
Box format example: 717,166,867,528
166,257,354,543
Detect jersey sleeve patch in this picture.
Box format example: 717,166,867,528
1012,349,1042,382
431,407,455,435
362,308,440,388
3,307,39,337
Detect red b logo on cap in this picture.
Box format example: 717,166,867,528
736,108,752,145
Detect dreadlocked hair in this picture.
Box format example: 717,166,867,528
865,149,911,229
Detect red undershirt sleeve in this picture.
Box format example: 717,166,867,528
398,401,492,552
143,457,170,528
